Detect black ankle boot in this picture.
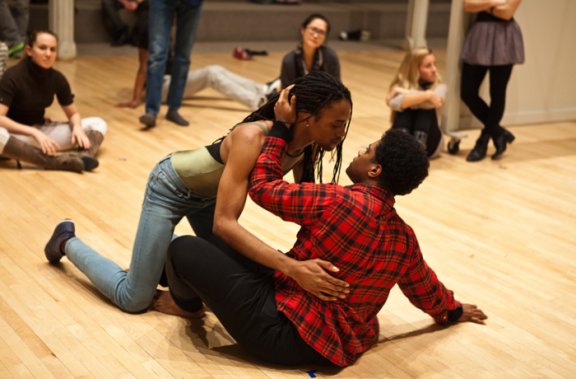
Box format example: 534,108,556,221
491,129,515,160
466,132,490,162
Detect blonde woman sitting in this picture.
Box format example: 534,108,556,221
386,48,446,158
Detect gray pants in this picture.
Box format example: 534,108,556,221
0,0,29,44
161,65,267,111
0,41,7,77
0,117,108,154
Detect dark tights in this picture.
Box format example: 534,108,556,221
392,109,441,157
460,63,513,139
165,235,332,367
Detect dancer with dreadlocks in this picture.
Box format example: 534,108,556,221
44,71,353,314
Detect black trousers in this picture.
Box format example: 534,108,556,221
460,62,514,139
165,235,332,366
392,108,442,157
101,0,129,38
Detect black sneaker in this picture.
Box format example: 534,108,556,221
44,220,75,263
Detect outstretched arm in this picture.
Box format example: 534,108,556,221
397,230,464,324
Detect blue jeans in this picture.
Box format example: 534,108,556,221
64,156,216,313
0,0,29,44
145,0,203,115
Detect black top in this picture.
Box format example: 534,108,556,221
476,11,511,23
280,45,340,89
0,57,74,125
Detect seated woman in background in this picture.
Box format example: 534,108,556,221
280,13,340,88
117,1,279,112
386,48,446,158
0,30,107,172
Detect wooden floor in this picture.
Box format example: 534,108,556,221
1,46,575,378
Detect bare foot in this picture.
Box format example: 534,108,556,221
152,290,205,318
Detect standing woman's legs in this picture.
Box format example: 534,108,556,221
144,0,172,117
165,236,332,366
461,63,491,161
488,64,515,159
166,1,203,113
487,64,514,137
460,62,490,131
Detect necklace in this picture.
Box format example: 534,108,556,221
285,148,305,158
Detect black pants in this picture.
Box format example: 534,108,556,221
460,62,514,139
101,0,129,39
165,235,332,366
392,108,441,157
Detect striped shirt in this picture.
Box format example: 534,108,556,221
0,42,7,79
249,136,460,367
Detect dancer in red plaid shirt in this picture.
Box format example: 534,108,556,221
161,89,487,367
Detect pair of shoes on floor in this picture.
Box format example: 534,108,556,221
44,219,76,264
140,109,189,128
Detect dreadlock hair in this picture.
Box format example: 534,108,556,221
243,70,352,183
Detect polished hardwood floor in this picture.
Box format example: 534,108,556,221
0,46,575,378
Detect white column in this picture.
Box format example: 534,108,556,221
404,0,430,50
443,0,477,132
49,0,76,60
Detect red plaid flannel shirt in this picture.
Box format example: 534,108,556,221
249,137,460,367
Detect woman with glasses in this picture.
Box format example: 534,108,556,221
280,13,340,89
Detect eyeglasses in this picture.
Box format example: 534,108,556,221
306,26,327,37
